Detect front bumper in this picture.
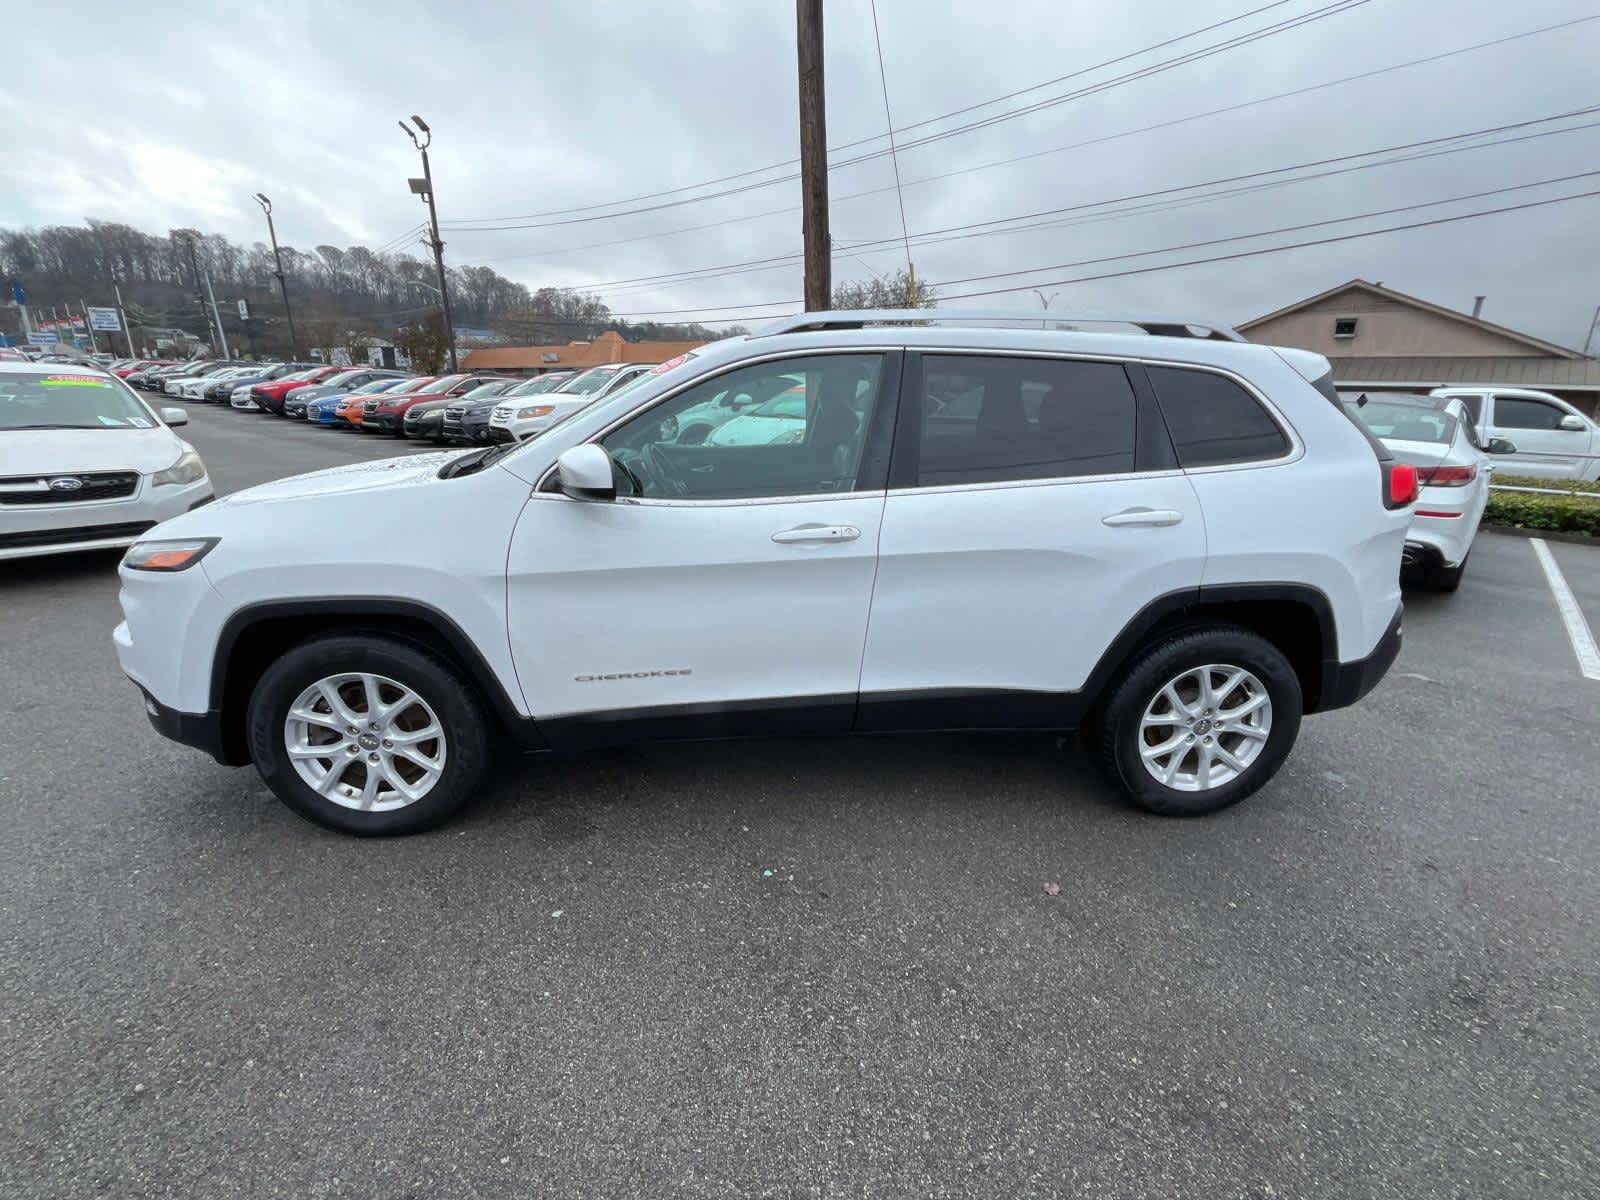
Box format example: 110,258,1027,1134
133,683,240,765
1316,604,1403,712
364,412,400,432
0,477,214,561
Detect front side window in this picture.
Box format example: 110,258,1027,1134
1494,396,1566,431
1146,365,1290,467
600,353,884,500
914,355,1137,485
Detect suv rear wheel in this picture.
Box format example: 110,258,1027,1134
1092,626,1302,816
245,634,491,835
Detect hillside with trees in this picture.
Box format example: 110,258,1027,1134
0,219,735,357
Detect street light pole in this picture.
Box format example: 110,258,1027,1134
254,193,299,360
399,115,459,372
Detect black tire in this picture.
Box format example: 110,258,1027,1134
245,633,492,836
1091,626,1302,817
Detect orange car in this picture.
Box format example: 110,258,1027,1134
334,393,368,428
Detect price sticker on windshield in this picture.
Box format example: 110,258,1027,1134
43,374,113,388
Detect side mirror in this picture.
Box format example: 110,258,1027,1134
555,444,615,501
159,407,188,427
1486,437,1517,455
1558,413,1587,432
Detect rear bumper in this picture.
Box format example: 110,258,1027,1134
1317,605,1402,712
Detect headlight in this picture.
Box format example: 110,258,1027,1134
150,448,206,487
516,405,554,420
123,538,218,572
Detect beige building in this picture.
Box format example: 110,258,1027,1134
1238,279,1600,415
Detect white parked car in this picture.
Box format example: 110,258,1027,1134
170,366,256,400
1,362,213,560
1342,393,1512,591
1429,386,1600,481
115,309,1413,835
488,362,656,442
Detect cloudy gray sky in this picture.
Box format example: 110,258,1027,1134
6,0,1599,345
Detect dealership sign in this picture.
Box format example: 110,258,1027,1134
87,306,122,332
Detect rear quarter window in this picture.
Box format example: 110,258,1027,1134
1145,365,1289,468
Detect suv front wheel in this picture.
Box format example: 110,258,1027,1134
1092,627,1303,816
245,634,492,835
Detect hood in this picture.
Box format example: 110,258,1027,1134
290,384,340,402
209,450,465,506
0,426,189,476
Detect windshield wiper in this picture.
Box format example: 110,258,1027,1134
437,447,493,479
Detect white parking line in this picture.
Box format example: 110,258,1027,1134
1530,538,1600,681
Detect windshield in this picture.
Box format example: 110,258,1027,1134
281,369,321,382
0,372,157,430
1343,400,1455,444
323,370,368,386
559,367,624,395
419,374,468,394
506,374,572,397
460,381,513,401
352,378,403,395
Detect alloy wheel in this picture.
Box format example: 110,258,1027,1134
283,672,447,811
1136,664,1272,792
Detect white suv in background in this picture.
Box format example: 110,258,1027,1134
489,362,657,442
1428,386,1600,481
115,310,1412,836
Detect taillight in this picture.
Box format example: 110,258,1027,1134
1417,464,1477,487
1384,462,1418,509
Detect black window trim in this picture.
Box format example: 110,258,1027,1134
886,347,1183,495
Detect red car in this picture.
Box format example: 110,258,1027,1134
254,365,346,414
113,359,172,378
363,373,512,435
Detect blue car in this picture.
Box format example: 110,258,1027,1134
305,378,404,424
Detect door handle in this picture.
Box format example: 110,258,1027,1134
771,524,861,544
1101,507,1184,528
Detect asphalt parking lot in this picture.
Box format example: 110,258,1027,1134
3,403,1598,1198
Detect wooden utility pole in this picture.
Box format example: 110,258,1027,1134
797,0,831,312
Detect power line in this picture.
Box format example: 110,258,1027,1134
867,0,914,288
552,105,1600,293
445,0,1306,225
932,170,1600,290
444,13,1599,268
935,187,1600,301
587,186,1600,320
444,0,1369,233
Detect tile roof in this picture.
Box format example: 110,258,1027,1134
1330,356,1600,390
462,330,704,372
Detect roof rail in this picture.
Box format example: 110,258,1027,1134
754,308,1246,343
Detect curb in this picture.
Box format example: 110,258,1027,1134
1481,524,1598,549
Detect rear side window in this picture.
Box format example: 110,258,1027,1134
1146,365,1289,467
916,355,1137,486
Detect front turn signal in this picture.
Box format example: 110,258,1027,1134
123,538,219,572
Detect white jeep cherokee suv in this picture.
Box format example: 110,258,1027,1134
114,311,1412,835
